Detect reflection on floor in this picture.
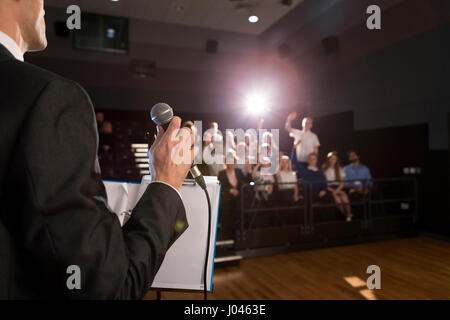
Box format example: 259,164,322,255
144,237,450,300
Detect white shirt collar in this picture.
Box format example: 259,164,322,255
0,30,24,62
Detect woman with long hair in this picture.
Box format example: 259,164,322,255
276,155,299,204
322,152,353,222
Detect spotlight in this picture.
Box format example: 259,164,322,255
245,93,269,116
248,16,259,23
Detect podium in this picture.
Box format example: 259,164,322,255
103,176,221,292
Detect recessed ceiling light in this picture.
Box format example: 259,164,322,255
248,15,259,23
111,0,119,2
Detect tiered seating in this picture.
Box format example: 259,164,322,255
98,120,148,179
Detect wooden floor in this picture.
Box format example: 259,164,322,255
144,237,450,300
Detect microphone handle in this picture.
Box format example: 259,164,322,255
146,122,170,146
160,122,171,132
147,122,207,190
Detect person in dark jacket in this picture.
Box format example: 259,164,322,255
0,0,193,299
218,154,251,240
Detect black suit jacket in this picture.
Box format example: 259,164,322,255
0,44,188,299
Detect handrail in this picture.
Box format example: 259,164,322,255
237,177,418,239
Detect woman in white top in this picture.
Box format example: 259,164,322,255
322,152,353,221
276,155,299,204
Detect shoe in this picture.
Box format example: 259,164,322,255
346,215,352,222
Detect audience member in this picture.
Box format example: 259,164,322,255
322,152,353,222
218,154,251,239
99,121,114,153
96,111,104,131
276,155,299,204
344,150,373,197
291,150,327,200
235,142,252,175
203,121,223,147
285,113,320,167
203,142,225,176
252,156,276,206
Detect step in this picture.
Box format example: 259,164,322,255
216,239,235,247
214,254,243,268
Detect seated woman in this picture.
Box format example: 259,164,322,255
322,152,353,222
252,156,276,206
291,149,327,201
276,155,299,205
218,153,251,240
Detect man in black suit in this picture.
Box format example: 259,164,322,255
0,0,194,299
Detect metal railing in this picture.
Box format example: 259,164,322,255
238,177,418,240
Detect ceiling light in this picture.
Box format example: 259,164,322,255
248,16,259,23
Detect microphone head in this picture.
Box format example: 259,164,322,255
151,103,174,126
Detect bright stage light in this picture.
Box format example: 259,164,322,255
245,92,269,116
248,16,259,23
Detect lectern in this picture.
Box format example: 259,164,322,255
104,176,221,292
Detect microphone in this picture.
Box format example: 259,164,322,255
150,102,207,190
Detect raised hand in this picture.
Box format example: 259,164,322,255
287,112,297,121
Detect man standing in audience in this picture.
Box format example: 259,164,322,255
285,112,320,167
344,150,372,198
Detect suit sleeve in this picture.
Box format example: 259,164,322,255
15,78,188,299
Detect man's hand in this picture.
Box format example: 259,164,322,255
287,112,297,121
319,190,326,198
285,112,297,133
149,116,195,192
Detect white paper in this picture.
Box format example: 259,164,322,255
104,177,221,292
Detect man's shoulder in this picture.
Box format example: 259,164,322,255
308,131,319,139
360,164,370,171
344,164,353,170
1,58,85,97
3,58,58,83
